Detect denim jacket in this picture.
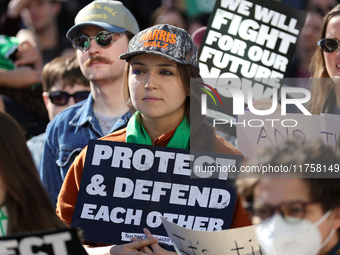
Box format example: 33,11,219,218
27,132,46,171
40,93,132,207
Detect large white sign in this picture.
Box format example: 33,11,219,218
161,217,261,255
236,112,340,160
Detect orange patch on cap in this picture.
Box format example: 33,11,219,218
139,29,177,45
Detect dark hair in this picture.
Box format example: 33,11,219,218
188,13,210,27
237,139,340,214
42,55,90,92
149,6,188,29
125,31,135,41
0,112,67,234
122,61,215,152
308,4,340,114
304,0,337,16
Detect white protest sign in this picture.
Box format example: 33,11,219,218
321,113,340,120
161,217,261,255
236,111,340,160
320,114,340,146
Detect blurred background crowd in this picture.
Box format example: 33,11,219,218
0,0,338,141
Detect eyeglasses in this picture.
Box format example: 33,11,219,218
318,38,340,53
73,31,125,52
245,200,319,223
49,91,90,106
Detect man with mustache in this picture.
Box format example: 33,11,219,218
40,0,139,207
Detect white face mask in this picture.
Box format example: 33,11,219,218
255,210,334,255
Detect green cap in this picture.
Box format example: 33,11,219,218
66,0,139,40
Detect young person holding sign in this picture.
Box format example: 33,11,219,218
57,24,251,254
309,4,340,114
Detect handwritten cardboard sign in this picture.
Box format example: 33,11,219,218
0,228,87,255
197,0,306,135
71,140,243,246
161,217,261,255
236,111,340,161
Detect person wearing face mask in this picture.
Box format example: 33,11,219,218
237,139,340,255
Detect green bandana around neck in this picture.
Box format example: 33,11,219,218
126,111,190,149
0,206,8,237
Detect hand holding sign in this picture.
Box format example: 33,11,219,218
109,229,159,255
130,229,176,255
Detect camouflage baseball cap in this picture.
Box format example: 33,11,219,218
119,24,199,70
66,0,139,40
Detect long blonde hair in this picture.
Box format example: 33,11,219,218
308,4,340,114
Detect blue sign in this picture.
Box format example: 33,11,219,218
72,140,243,246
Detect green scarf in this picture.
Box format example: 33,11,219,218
126,111,190,149
0,206,8,237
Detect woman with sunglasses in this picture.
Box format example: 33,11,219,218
309,4,340,114
237,139,340,255
57,24,251,255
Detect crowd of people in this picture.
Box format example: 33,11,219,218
1,0,340,254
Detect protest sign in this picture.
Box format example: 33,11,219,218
0,228,86,255
161,217,261,255
236,111,340,161
196,0,307,135
71,140,243,246
321,113,340,120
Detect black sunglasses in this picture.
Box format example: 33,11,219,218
73,31,125,52
49,91,90,106
318,38,340,53
245,200,319,223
